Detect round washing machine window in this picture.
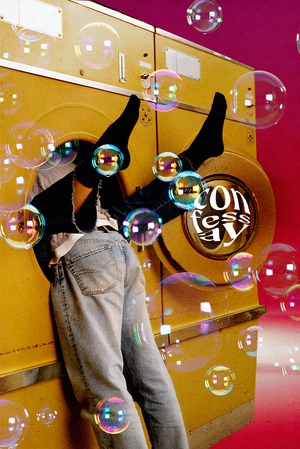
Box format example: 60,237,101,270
184,175,257,259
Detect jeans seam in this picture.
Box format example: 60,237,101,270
57,262,94,403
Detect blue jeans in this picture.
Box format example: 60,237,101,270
50,227,189,449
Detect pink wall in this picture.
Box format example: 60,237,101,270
91,1,300,446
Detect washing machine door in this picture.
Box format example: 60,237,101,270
153,148,276,285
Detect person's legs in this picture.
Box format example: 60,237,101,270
113,230,189,449
50,228,189,448
50,229,149,448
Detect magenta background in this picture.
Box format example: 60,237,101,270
90,1,300,446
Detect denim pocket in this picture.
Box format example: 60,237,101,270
64,244,118,295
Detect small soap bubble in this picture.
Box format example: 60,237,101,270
224,252,256,292
94,398,131,434
0,399,30,448
143,70,184,112
168,171,207,210
0,156,17,184
205,365,236,396
123,208,163,246
0,82,21,115
142,258,155,272
238,326,263,357
152,152,183,182
187,0,223,34
6,123,55,169
92,144,124,177
36,407,57,426
164,343,186,371
75,22,120,69
280,284,300,321
0,166,34,213
230,71,286,129
255,244,300,298
0,204,45,249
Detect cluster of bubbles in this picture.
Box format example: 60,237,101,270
223,244,300,300
187,0,223,34
0,399,58,448
94,398,131,434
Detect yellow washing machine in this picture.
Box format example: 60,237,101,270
0,1,275,448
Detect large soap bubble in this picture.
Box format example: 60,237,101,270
168,171,207,210
92,144,124,177
0,204,45,249
255,244,300,298
187,0,223,34
230,71,286,129
143,70,184,112
0,399,30,448
94,398,131,434
0,166,34,213
152,152,182,182
74,22,120,69
6,123,56,169
123,208,163,246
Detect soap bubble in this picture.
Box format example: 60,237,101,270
152,152,183,182
12,24,45,43
92,144,124,177
230,71,286,129
0,399,30,448
142,258,155,272
0,204,45,249
224,252,256,291
74,22,120,69
205,365,236,396
143,70,184,112
123,208,163,246
238,326,263,357
94,398,131,434
44,140,79,168
168,171,207,210
187,0,223,34
0,156,17,184
133,323,149,347
163,343,186,370
255,244,300,298
0,166,34,212
6,123,55,169
297,26,300,54
19,35,56,68
0,83,21,115
36,407,57,426
280,284,300,321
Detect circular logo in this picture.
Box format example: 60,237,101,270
184,175,257,258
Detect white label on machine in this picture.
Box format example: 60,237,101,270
165,47,201,81
0,0,63,38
